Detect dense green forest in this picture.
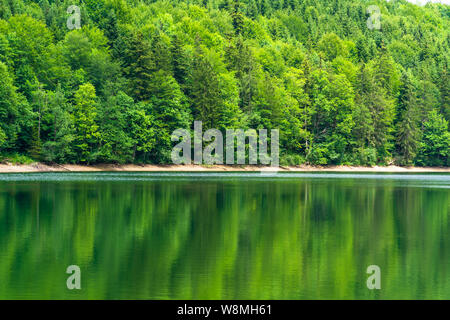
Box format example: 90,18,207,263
0,0,448,166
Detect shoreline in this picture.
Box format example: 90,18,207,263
0,163,449,173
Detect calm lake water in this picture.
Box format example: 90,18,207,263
0,172,449,299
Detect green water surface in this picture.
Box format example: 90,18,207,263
0,172,449,299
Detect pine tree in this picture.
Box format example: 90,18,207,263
189,45,222,129
247,0,258,19
354,65,395,162
152,32,172,73
231,0,244,35
29,125,42,160
258,0,270,16
125,32,156,101
374,43,400,97
103,9,119,47
438,67,449,127
171,34,188,87
355,37,368,63
396,73,421,165
226,37,258,112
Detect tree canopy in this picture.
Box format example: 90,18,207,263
0,0,448,166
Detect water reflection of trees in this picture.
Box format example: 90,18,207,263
0,178,448,299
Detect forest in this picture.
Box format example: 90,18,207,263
0,0,448,166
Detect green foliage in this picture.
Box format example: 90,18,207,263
416,110,450,167
0,0,448,166
0,61,31,152
2,153,34,164
396,72,421,165
40,86,75,163
124,31,156,101
280,153,306,166
126,102,156,163
96,91,135,163
73,83,100,163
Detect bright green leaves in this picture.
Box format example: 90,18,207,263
0,61,30,152
416,110,450,167
63,26,120,93
73,83,99,163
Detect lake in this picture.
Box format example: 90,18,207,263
0,172,449,299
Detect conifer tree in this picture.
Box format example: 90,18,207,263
124,32,156,101
396,73,421,165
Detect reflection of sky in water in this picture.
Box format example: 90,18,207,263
0,172,449,188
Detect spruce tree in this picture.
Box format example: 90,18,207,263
125,32,156,102
189,45,221,129
396,73,421,165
